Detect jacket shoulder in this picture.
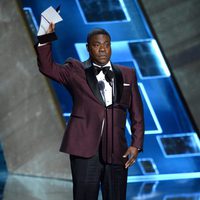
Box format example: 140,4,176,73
64,57,85,71
65,57,82,65
115,64,136,74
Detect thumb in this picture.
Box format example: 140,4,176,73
123,150,129,158
47,22,55,34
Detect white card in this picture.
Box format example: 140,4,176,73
37,6,63,36
41,6,62,24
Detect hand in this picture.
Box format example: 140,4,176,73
123,146,139,169
47,22,55,34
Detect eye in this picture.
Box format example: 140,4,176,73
93,43,100,48
105,42,110,48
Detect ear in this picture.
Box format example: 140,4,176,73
86,43,89,52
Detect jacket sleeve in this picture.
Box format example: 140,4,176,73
128,69,144,151
35,43,73,86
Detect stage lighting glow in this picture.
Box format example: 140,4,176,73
127,172,200,183
23,7,39,34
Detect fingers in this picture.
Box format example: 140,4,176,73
124,150,137,168
125,157,136,169
47,22,55,34
123,146,139,168
123,151,129,158
51,23,55,30
123,147,132,158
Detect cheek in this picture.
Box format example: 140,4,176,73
107,47,111,54
90,47,97,53
92,50,99,57
107,49,111,57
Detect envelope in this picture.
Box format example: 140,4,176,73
37,6,63,36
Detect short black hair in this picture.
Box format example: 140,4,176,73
87,28,111,44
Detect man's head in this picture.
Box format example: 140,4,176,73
86,28,111,66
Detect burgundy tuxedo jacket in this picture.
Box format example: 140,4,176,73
36,44,144,165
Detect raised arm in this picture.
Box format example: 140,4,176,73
35,23,72,85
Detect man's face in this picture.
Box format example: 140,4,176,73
87,34,111,66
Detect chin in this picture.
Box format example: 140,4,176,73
99,60,109,66
93,58,109,66
99,63,107,66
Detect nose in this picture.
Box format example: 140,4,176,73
99,44,106,52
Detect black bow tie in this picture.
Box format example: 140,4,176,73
93,66,110,75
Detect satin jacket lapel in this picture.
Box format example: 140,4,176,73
112,65,123,104
85,66,105,105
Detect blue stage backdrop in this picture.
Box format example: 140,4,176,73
21,0,200,182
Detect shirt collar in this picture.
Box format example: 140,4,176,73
93,61,111,69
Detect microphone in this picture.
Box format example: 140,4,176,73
104,69,115,99
98,81,106,102
98,80,105,91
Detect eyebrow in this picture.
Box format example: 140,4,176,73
92,40,110,44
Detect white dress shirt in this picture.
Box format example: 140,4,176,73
93,61,113,106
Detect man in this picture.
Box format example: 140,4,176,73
36,23,144,200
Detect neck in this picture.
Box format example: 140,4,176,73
93,61,111,67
